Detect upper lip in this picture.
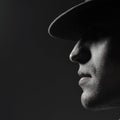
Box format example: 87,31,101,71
78,72,92,79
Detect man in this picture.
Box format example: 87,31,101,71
48,0,120,110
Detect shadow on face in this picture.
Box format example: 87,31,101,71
69,24,120,110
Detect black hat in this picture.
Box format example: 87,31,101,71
48,0,120,41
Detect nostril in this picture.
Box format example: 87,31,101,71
79,47,91,64
70,47,91,64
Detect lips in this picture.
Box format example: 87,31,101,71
79,73,91,79
78,72,92,86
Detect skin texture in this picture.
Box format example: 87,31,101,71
69,25,120,110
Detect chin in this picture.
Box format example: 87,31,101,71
80,90,120,111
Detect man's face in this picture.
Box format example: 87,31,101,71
69,25,120,110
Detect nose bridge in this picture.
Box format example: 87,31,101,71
69,41,91,64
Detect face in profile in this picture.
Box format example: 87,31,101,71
69,25,120,110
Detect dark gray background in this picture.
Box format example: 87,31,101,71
0,0,120,120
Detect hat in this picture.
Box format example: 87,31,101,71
48,0,120,41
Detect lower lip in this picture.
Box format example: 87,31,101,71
79,77,91,86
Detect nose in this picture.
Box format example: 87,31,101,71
69,41,91,64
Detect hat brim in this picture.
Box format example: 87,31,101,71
48,0,119,41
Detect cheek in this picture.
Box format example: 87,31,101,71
94,53,120,105
101,62,120,90
92,43,120,92
81,39,120,109
105,39,120,90
106,37,120,64
99,40,120,90
91,40,109,79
